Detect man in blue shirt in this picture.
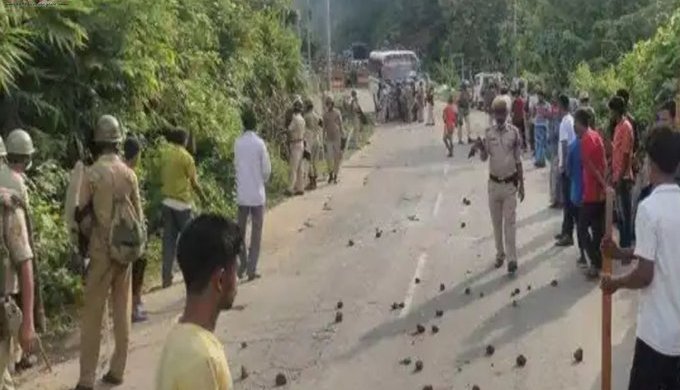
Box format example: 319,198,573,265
567,137,587,266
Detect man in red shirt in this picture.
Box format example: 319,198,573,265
609,96,635,248
511,90,526,150
574,108,607,279
442,95,457,158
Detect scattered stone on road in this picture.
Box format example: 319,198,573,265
485,345,495,356
573,348,584,363
439,283,445,292
516,354,527,367
398,302,405,308
375,228,383,238
408,215,420,221
464,287,471,295
240,341,247,349
431,325,439,334
463,197,471,206
472,385,480,390
414,360,424,372
460,222,467,228
347,239,355,247
335,311,343,323
435,310,444,317
336,301,344,309
275,373,287,386
527,284,532,291
416,324,426,334
513,288,521,296
391,302,400,311
423,385,433,390
399,357,412,366
241,366,249,380
512,300,518,307
479,292,485,298
415,277,420,284
551,279,559,287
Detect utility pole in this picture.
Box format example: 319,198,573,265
513,0,518,77
306,0,312,67
326,0,332,91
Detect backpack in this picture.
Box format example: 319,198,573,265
108,169,145,265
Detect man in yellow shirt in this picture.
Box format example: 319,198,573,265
156,214,241,390
160,128,206,288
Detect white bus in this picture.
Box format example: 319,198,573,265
368,50,421,109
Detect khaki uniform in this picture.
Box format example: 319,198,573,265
481,122,522,263
416,87,425,123
288,113,306,193
0,196,33,390
303,111,323,180
323,108,344,178
349,97,363,134
78,154,142,388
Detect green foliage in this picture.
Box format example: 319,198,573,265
570,9,680,126
431,57,460,89
0,0,305,328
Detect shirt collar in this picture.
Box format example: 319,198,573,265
652,183,680,194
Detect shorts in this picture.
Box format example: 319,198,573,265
444,126,454,137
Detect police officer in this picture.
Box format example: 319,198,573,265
74,115,143,390
323,96,344,184
287,98,306,196
472,97,525,274
0,130,34,206
0,184,36,390
303,98,323,191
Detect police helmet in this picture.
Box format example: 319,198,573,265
94,115,123,143
6,129,35,155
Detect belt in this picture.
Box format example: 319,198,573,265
489,173,518,184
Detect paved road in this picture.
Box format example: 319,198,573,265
26,98,638,390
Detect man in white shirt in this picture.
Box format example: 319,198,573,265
556,95,577,247
601,124,680,390
234,107,271,281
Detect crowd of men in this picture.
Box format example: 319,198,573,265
376,80,434,125
468,81,680,389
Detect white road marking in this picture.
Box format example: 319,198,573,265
400,252,428,318
432,192,443,217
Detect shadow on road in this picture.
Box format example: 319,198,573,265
336,229,559,362
474,207,560,246
454,267,597,364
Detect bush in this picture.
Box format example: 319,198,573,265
1,0,307,329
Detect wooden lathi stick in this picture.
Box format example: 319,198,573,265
602,188,615,390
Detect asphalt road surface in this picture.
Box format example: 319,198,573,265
25,93,639,390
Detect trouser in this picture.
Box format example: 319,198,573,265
161,205,192,288
457,112,472,142
578,201,605,269
326,140,342,177
0,335,15,390
628,338,680,390
534,123,547,165
488,180,518,262
426,103,435,125
288,141,305,193
513,120,526,149
131,256,146,305
443,129,454,154
616,179,634,248
527,122,535,152
353,116,363,134
79,253,131,387
417,104,424,122
237,205,265,278
308,142,322,179
549,154,562,204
